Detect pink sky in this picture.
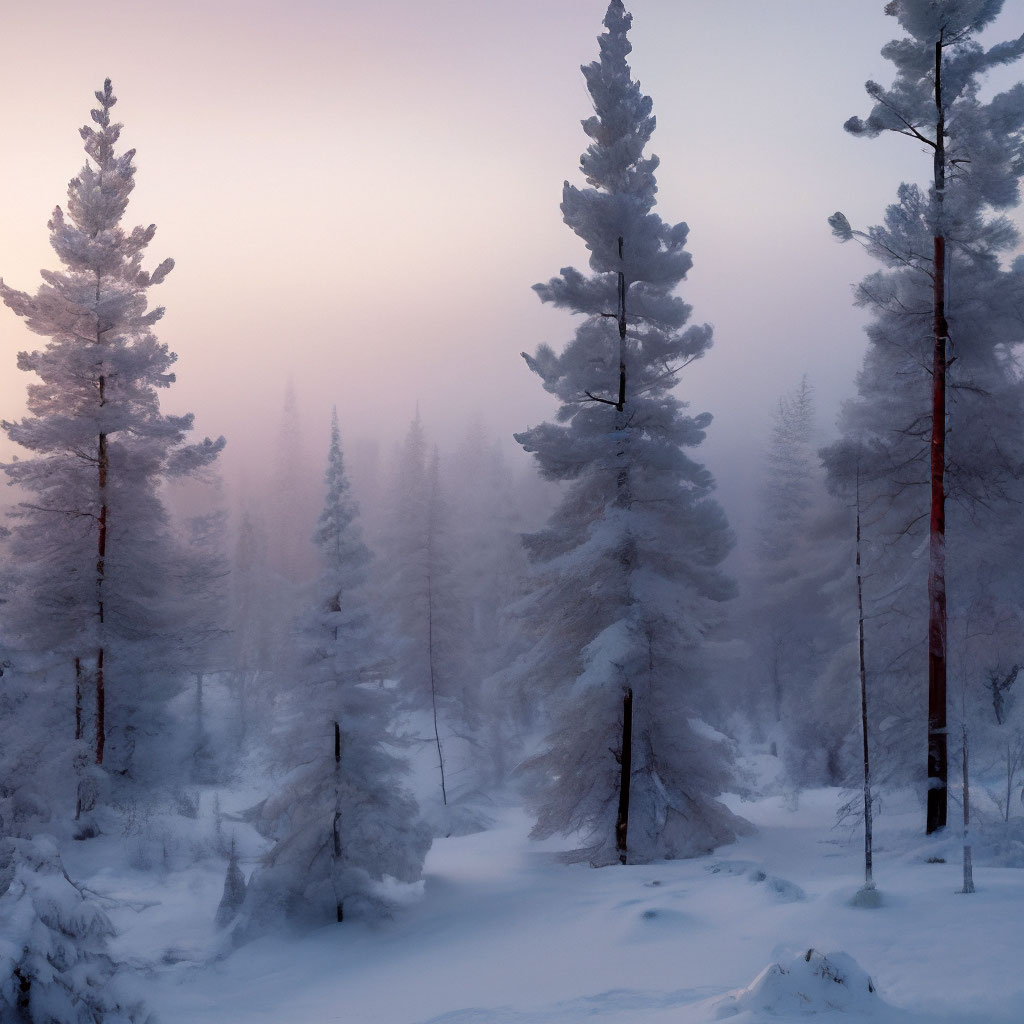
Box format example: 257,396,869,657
1,0,1022,537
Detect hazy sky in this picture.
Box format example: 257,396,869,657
1,0,1022,542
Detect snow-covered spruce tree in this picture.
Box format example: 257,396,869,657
514,1,744,866
0,80,224,827
0,835,151,1023
237,412,429,935
827,1,1024,832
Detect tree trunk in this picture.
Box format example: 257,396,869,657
74,657,85,822
961,723,975,893
926,36,948,836
333,720,344,923
611,235,634,865
615,687,633,864
74,656,83,742
771,646,783,725
856,472,874,889
96,367,108,767
94,645,105,765
1006,744,1013,824
425,569,447,810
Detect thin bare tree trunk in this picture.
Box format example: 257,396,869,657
194,671,204,738
771,647,783,725
426,570,447,809
856,471,874,890
926,36,949,836
961,723,975,893
95,645,105,765
1006,744,1013,824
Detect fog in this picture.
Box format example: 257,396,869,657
1,0,1021,549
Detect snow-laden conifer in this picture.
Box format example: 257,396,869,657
0,835,150,1023
825,1,1024,831
237,413,429,935
0,81,224,824
513,1,744,865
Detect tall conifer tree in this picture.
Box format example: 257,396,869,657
514,1,743,865
0,80,224,823
238,412,429,933
827,0,1024,832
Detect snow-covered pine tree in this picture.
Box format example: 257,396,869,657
827,0,1024,832
0,80,224,827
0,835,150,1022
237,412,429,935
513,0,744,865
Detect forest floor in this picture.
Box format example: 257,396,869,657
62,775,1024,1024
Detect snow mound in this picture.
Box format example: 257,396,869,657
706,859,807,902
849,885,884,908
712,949,879,1019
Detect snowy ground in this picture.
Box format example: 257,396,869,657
60,782,1024,1024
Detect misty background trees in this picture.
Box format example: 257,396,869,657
1,1,1024,1019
